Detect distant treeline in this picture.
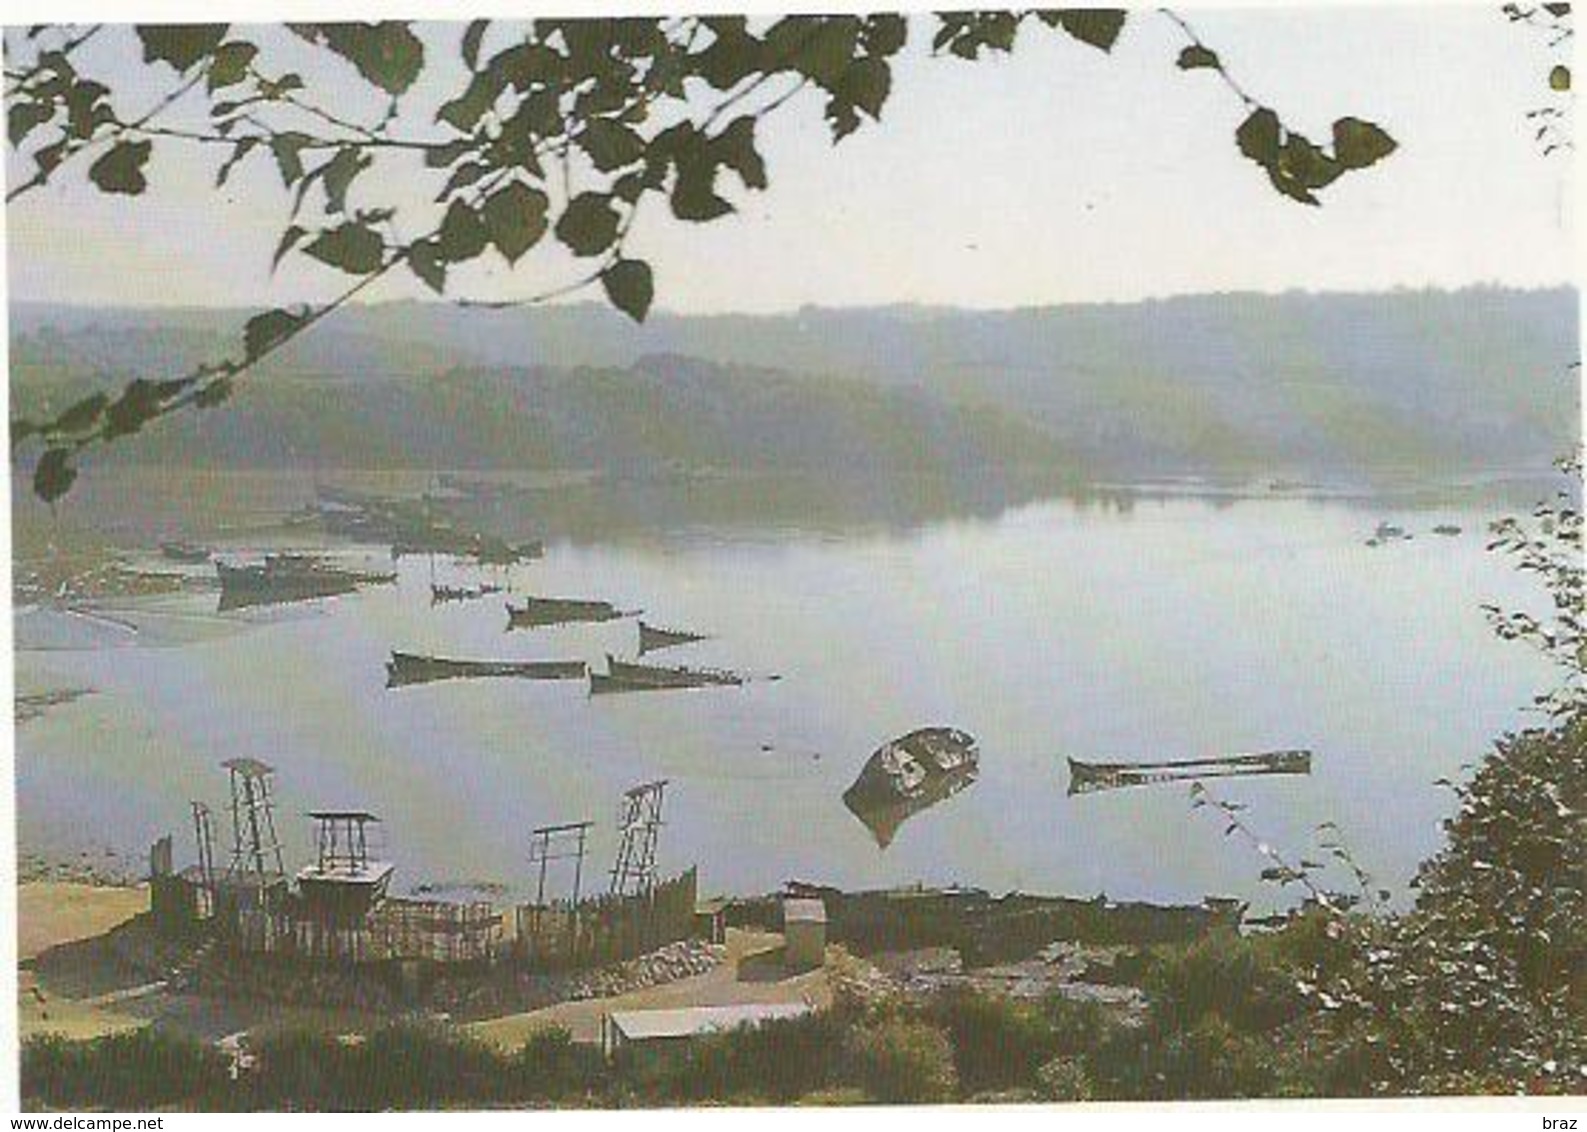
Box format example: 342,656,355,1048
10,286,1578,481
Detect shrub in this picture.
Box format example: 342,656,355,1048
21,1028,229,1109
1035,1055,1094,1102
1143,929,1302,1034
513,1025,604,1101
843,1012,959,1104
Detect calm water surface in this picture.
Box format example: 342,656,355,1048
15,491,1557,908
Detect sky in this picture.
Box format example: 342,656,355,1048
2,4,1578,313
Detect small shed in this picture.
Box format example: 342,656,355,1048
782,896,828,970
694,898,727,945
603,1003,814,1068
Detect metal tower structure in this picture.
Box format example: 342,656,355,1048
609,779,667,897
221,757,285,880
191,801,217,911
528,820,593,908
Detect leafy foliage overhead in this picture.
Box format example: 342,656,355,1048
6,12,1399,501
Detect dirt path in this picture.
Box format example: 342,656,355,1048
467,929,833,1049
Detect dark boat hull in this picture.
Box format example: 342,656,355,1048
605,655,742,687
1067,749,1312,795
386,651,586,688
638,622,709,654
842,727,980,848
506,597,633,628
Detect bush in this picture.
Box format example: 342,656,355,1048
1143,929,1302,1034
1035,1055,1094,1102
21,1028,230,1109
844,1012,959,1104
927,989,1051,1093
513,1026,604,1101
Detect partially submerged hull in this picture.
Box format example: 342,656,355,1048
590,655,745,694
216,556,395,611
386,651,587,688
843,727,980,848
638,621,710,654
1067,749,1312,795
506,596,635,628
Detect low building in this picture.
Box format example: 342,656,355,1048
602,1003,815,1069
782,896,828,970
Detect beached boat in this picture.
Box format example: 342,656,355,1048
385,651,586,688
506,596,636,628
638,621,710,654
842,727,980,848
1432,524,1462,536
1067,749,1312,796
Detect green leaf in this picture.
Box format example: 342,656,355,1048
1177,44,1220,71
302,223,385,274
1549,65,1571,92
272,224,307,270
554,192,621,256
791,18,862,87
1052,10,1126,52
269,132,312,187
244,307,307,358
87,141,152,195
1236,107,1282,169
33,448,77,504
438,200,489,262
714,117,767,191
9,100,54,147
136,25,229,71
840,56,891,120
319,146,370,213
862,14,908,56
601,258,653,323
64,80,111,139
578,117,646,172
437,70,503,132
407,239,447,294
462,19,489,70
290,23,424,96
207,41,258,91
482,181,550,265
215,137,259,187
1331,117,1397,170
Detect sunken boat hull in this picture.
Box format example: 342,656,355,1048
386,651,587,688
506,596,634,628
638,621,710,654
842,727,980,848
1067,749,1312,795
216,556,393,610
590,655,745,694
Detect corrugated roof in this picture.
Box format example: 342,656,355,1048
609,1003,813,1041
783,897,827,923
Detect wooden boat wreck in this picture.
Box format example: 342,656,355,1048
506,596,637,629
842,727,980,849
589,655,745,694
431,583,503,605
216,554,396,610
386,650,586,688
1067,749,1312,796
638,621,710,654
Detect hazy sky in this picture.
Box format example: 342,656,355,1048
3,5,1576,313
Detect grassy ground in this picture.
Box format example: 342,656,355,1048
467,929,833,1048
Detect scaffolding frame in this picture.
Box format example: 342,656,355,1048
609,780,667,898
